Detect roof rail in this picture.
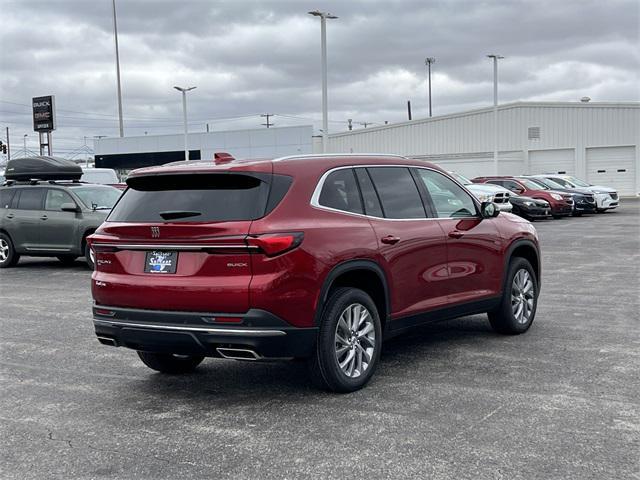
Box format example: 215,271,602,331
273,153,408,162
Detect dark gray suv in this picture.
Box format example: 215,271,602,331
0,181,121,268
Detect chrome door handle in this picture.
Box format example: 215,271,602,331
448,231,464,239
40,215,48,220
6,213,14,219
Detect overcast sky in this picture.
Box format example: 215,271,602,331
1,0,639,157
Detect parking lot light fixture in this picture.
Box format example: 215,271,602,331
308,10,338,153
174,86,197,161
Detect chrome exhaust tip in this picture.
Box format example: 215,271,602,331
97,336,118,347
216,347,260,361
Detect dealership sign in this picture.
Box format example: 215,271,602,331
32,95,56,132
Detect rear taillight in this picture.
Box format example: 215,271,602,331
247,233,303,257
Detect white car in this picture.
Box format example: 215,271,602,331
81,167,120,185
539,174,618,212
448,172,513,212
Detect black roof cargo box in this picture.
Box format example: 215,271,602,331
4,156,82,181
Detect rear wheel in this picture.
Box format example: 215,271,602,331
0,233,19,268
84,241,95,270
308,287,382,393
137,351,204,374
489,257,538,334
57,255,78,265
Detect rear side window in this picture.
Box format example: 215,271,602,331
0,188,15,209
318,169,363,214
16,188,45,210
108,173,288,223
367,167,426,219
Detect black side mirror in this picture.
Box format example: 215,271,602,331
480,201,499,219
60,202,80,213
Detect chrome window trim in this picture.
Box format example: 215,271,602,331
310,164,481,221
94,319,286,336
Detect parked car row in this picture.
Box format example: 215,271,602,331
450,172,619,221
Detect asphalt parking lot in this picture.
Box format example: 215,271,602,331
1,200,638,480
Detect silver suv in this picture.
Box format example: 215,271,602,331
0,181,121,268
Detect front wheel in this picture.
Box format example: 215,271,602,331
137,351,204,374
488,257,538,335
308,287,382,393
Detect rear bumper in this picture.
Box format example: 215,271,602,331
92,305,317,359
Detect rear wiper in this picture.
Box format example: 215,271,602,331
159,210,202,220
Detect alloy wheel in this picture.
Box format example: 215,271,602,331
511,269,535,324
334,303,376,378
0,239,8,262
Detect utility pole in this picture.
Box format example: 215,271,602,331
261,114,274,128
347,119,353,131
23,134,27,158
425,57,435,117
487,54,504,175
6,127,10,161
112,0,124,137
360,122,371,128
174,86,196,161
308,10,338,153
407,100,412,120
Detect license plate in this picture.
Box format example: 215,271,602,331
144,251,178,274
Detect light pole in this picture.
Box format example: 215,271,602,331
425,57,435,117
112,0,124,137
308,10,338,153
174,86,196,161
487,54,504,175
23,134,27,157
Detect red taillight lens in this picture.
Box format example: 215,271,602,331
247,233,303,257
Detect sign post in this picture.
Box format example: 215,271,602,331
32,95,56,155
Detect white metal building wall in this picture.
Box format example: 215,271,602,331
95,125,314,161
325,102,640,195
528,149,575,175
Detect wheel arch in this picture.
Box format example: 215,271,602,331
505,239,541,289
315,260,391,330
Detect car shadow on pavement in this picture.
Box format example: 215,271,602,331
121,315,497,403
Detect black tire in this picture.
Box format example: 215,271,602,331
57,255,78,265
137,351,204,374
308,287,382,393
552,214,562,219
84,241,94,270
0,232,20,268
488,257,538,335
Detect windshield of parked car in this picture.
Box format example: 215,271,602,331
566,176,591,187
518,178,548,190
534,177,565,189
81,169,119,185
72,185,122,210
448,172,472,185
547,177,574,188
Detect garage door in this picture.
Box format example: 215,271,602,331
586,146,637,196
529,149,575,175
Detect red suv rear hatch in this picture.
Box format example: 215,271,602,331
89,168,291,312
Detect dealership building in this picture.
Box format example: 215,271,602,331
93,102,639,196
323,101,640,196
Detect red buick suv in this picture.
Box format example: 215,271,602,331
88,154,541,392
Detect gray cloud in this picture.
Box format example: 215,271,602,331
0,0,638,156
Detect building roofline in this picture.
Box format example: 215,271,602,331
328,101,640,138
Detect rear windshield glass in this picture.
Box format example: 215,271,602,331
108,173,287,223
82,169,119,184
